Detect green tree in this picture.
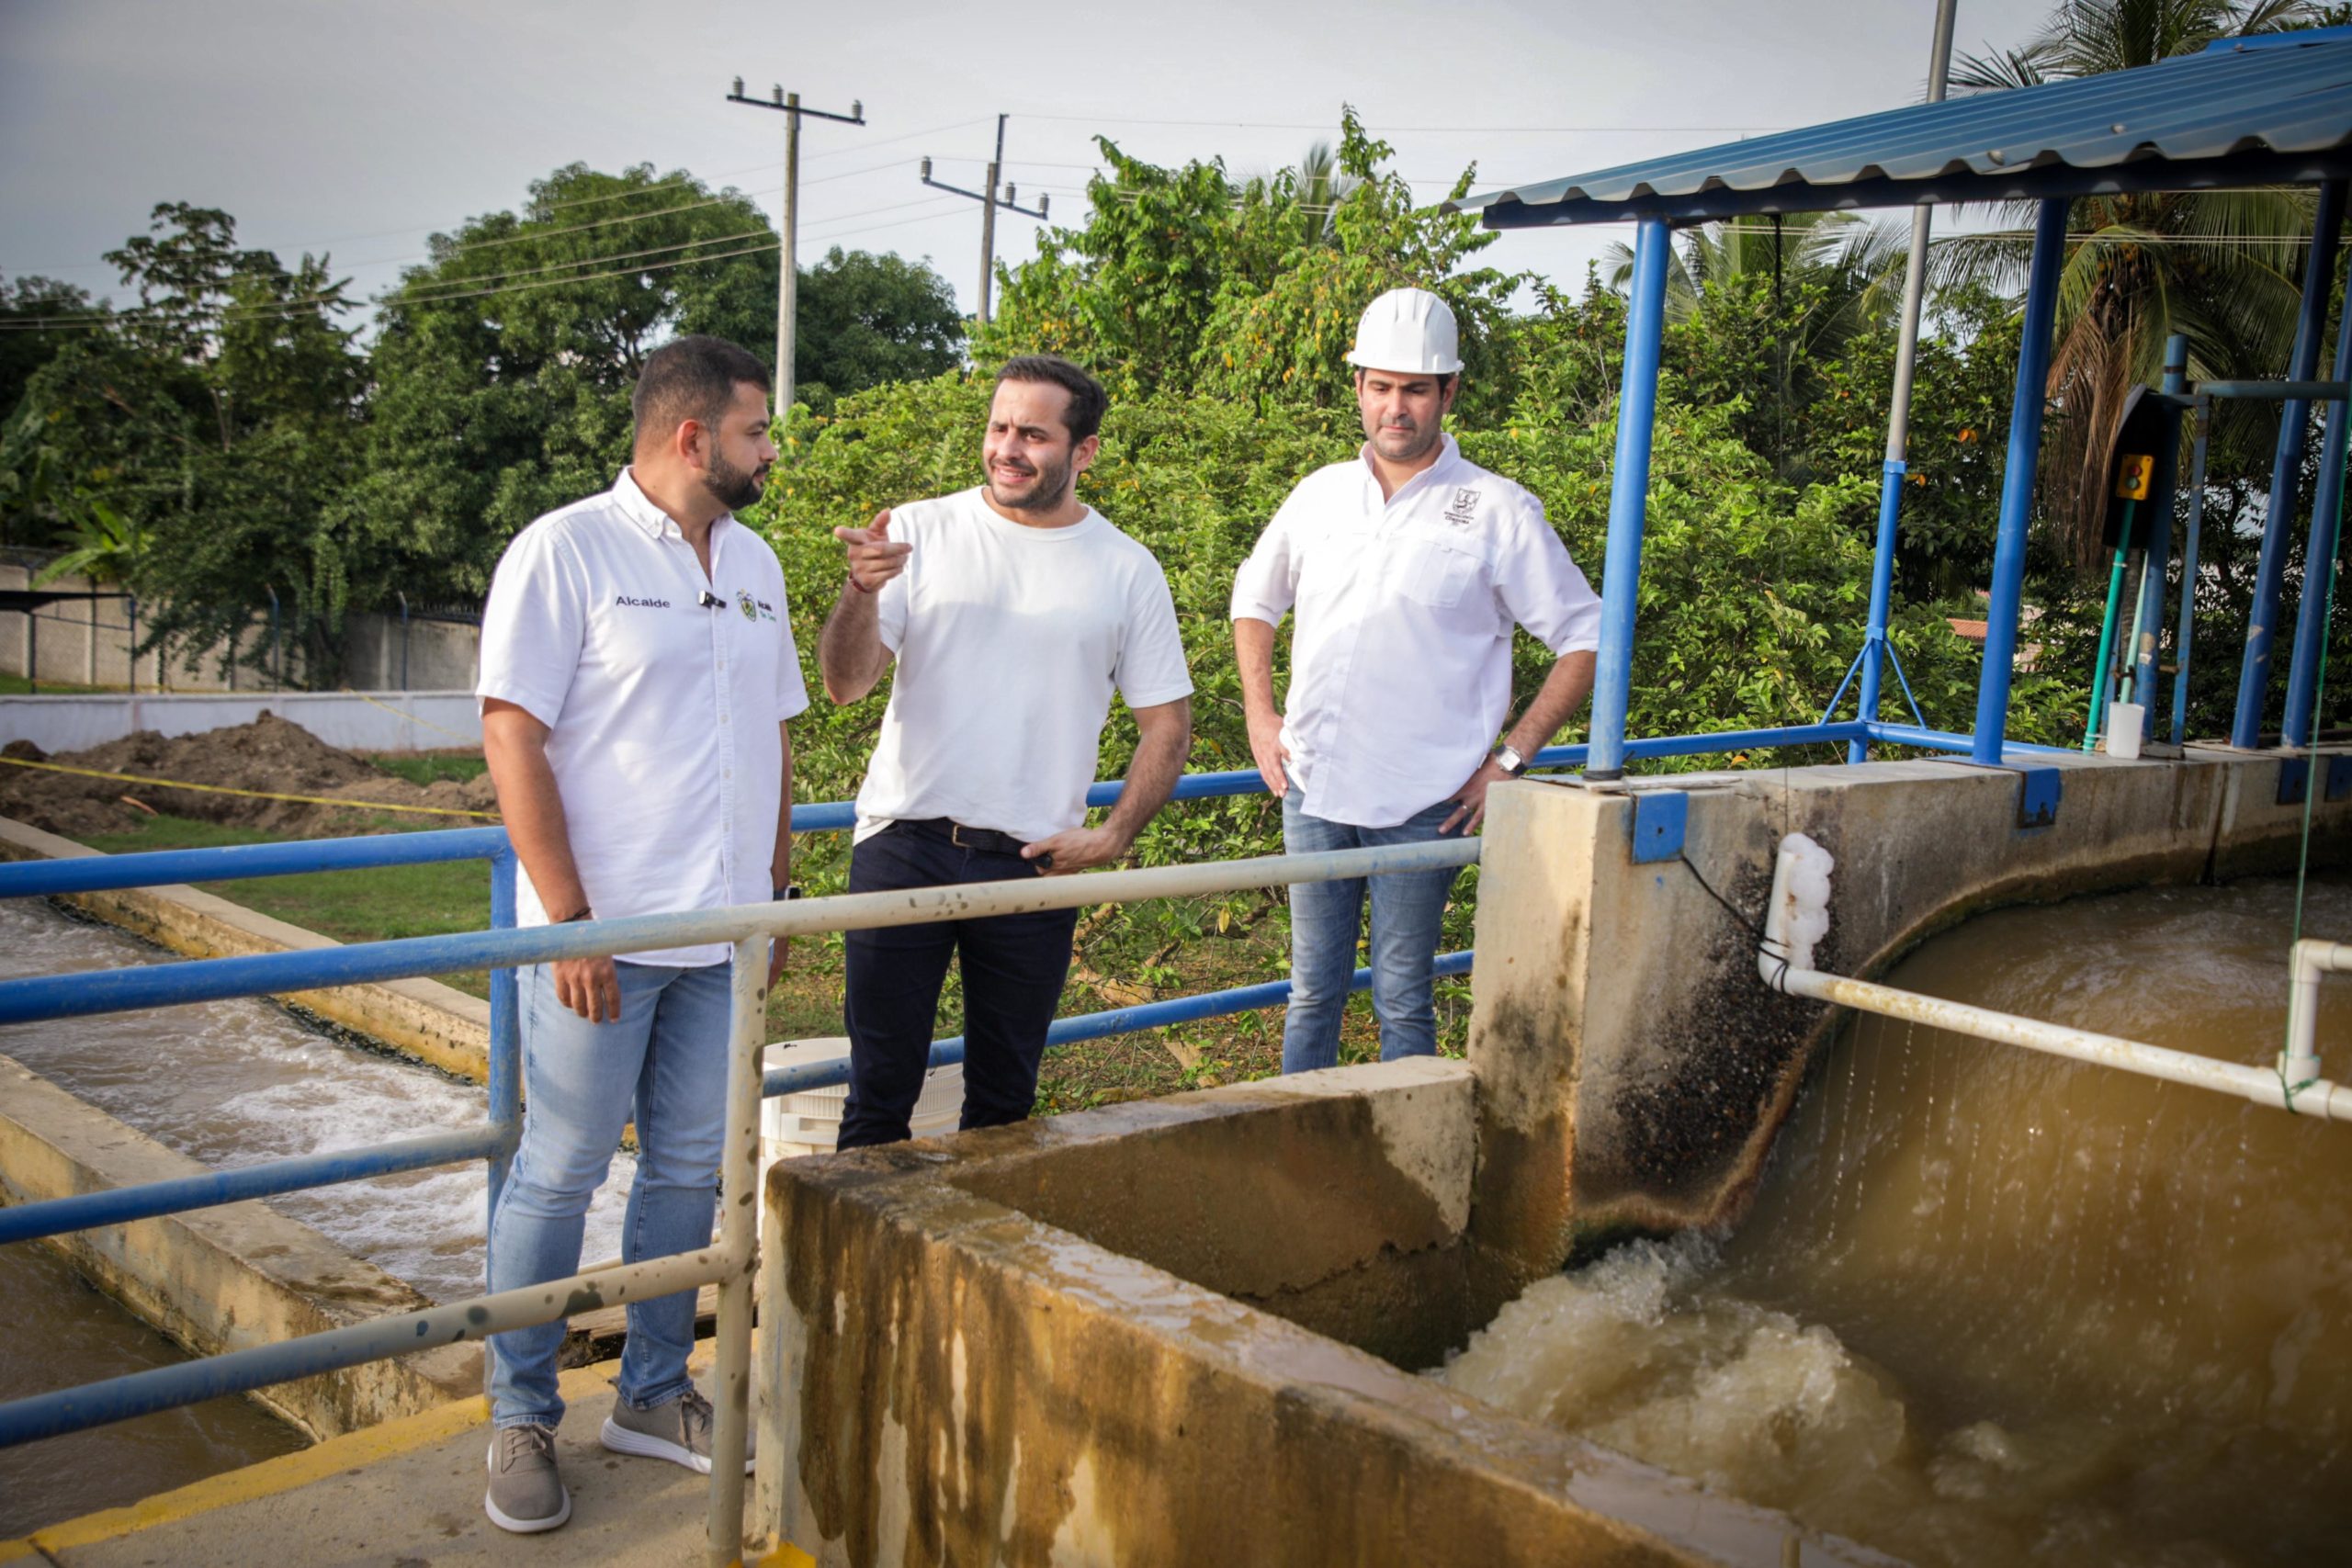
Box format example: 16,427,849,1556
0,275,98,430
16,203,366,675
793,246,965,412
342,163,782,600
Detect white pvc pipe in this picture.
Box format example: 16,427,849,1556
2288,938,2352,1088
1759,840,2352,1123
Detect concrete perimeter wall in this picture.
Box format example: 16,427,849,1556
1464,744,2352,1294
0,816,492,1082
0,691,481,754
0,1055,480,1438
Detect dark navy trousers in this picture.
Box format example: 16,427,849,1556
837,821,1079,1149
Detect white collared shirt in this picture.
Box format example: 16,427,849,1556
1230,434,1600,829
478,468,809,965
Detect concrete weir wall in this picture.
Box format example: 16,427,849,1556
752,744,2346,1566
0,1055,480,1438
754,1059,1879,1568
1464,744,2352,1290
0,816,491,1082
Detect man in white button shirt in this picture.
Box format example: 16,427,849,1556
818,355,1193,1147
473,336,807,1532
1231,288,1600,1074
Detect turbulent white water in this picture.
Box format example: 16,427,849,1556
1438,873,2352,1567
0,897,631,1302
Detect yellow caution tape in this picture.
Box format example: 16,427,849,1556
0,754,500,818
344,687,481,744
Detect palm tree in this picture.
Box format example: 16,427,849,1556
1939,0,2324,569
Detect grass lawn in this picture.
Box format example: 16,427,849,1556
70,808,1451,1112
365,751,489,787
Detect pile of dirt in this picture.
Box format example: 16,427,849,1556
0,713,499,841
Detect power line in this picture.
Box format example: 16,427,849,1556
1012,111,1788,133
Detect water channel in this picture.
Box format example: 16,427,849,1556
1441,871,2352,1566
0,897,632,1533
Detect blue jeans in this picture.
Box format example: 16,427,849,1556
1281,791,1468,1074
484,958,732,1429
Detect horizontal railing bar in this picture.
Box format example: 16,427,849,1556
760,950,1477,1099
0,828,513,899
1867,721,2076,758
0,839,1482,1027
0,724,1873,905
2196,378,2351,401
0,1125,513,1247
0,1246,729,1448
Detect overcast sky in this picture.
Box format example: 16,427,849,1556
2,0,2054,321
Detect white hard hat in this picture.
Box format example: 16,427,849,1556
1346,287,1462,375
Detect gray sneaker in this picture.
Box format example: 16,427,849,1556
599,1384,753,1474
483,1423,571,1533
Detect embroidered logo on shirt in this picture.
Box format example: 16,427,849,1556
616,594,671,609
754,597,778,621
1442,489,1481,526
736,589,758,622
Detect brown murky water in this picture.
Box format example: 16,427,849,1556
1441,872,2352,1566
0,898,630,1534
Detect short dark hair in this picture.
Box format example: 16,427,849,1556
995,355,1108,444
632,335,770,446
1353,366,1457,396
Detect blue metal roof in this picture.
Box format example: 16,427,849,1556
1451,28,2352,229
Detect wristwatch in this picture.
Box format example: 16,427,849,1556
773,884,804,902
1493,744,1530,777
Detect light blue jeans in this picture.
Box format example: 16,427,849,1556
1281,790,1469,1074
485,958,732,1429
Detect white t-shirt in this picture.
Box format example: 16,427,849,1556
853,487,1193,845
478,468,810,965
1230,435,1600,829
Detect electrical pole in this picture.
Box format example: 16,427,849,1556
726,79,865,417
920,114,1046,325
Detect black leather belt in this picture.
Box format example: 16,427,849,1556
896,817,1032,858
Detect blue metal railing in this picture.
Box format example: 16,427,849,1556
0,716,1956,1450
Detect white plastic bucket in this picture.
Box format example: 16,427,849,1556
2105,701,2146,761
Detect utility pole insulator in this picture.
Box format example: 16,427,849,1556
732,76,744,97
851,100,863,122
921,156,932,179
771,84,784,105
1039,194,1049,220
1004,183,1016,206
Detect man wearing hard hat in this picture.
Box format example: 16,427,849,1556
1230,287,1601,1073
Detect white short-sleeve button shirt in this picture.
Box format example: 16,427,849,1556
1230,434,1600,829
478,468,809,965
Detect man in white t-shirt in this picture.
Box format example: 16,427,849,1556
1231,288,1600,1074
817,355,1193,1146
473,335,808,1533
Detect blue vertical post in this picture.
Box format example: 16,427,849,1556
2131,335,2189,712
2282,277,2352,750
1849,461,1906,764
486,846,521,1230
1973,198,2072,766
1585,216,1671,782
2171,404,2212,746
2233,178,2345,748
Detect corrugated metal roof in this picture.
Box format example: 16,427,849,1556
1450,28,2352,228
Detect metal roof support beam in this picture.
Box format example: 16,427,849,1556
1584,217,1671,781
2283,259,2352,748
2132,335,2191,717
2235,177,2346,746
1974,199,2074,766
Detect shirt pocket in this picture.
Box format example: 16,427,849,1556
1393,535,1484,611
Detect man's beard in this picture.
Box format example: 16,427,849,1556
987,453,1072,513
1370,421,1441,465
703,449,768,512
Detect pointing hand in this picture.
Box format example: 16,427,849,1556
833,508,910,593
